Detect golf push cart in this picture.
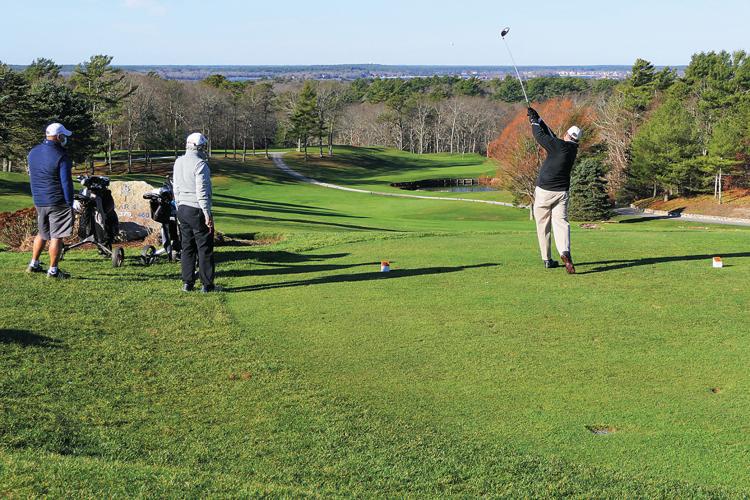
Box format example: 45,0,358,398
140,176,181,266
62,175,125,268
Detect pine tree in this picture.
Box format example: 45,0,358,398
289,81,318,160
29,79,98,164
630,92,700,198
0,63,34,168
23,58,61,82
71,55,135,170
569,158,612,221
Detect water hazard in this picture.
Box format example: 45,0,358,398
391,178,498,193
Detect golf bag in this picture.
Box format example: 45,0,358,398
140,176,181,266
62,175,125,267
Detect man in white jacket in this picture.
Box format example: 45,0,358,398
173,132,216,292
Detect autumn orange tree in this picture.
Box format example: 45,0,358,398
488,98,596,206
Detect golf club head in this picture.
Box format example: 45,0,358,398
501,27,510,38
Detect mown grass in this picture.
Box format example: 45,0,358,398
284,146,514,202
0,172,33,212
1,147,750,496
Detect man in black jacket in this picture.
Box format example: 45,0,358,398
528,107,581,274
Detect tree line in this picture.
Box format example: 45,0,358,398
1,57,618,173
489,50,750,219
4,51,746,216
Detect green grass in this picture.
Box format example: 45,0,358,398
2,147,749,496
0,172,33,212
285,146,515,203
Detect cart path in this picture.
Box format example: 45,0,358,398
270,153,519,208
271,153,750,227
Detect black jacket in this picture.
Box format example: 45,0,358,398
531,119,578,191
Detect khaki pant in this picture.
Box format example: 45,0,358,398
533,186,570,261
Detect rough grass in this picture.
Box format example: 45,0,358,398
2,147,750,496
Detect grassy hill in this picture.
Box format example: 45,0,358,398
2,148,749,496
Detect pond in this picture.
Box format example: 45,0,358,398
417,185,498,193
391,178,498,193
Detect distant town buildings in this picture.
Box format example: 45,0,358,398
12,64,684,82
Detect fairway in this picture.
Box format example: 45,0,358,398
1,148,749,496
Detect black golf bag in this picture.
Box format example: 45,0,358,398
62,175,125,267
140,176,181,266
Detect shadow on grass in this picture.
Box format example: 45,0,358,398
0,178,32,197
227,263,499,293
215,193,366,220
222,261,379,279
618,215,679,224
286,147,487,186
222,212,398,232
578,251,750,274
216,250,349,265
0,329,62,348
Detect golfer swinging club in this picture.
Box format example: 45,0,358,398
527,107,581,274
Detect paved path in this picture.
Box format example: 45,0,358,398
271,153,750,227
613,207,750,227
270,153,519,208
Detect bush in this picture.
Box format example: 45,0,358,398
570,158,612,220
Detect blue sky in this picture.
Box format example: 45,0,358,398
1,0,747,66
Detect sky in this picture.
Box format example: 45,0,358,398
1,0,748,66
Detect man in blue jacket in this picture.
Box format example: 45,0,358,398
26,123,75,279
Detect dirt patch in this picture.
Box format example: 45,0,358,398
710,387,722,394
636,190,750,219
228,372,253,382
580,223,600,230
586,425,617,435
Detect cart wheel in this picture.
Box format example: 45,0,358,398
140,245,156,266
112,247,125,268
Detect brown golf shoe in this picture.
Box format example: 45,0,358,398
561,252,576,274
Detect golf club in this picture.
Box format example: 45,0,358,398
500,27,530,106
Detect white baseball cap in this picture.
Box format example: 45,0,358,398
566,126,582,142
186,132,208,147
46,123,73,137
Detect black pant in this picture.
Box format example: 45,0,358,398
177,205,215,286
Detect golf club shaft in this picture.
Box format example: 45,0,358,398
501,38,530,106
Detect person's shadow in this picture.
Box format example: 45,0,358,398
577,252,750,274
227,263,500,293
